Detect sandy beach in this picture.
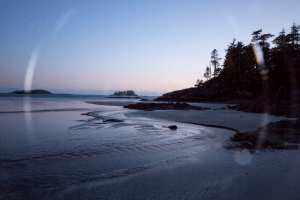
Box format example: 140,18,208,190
58,101,300,200
60,148,300,200
1,98,299,199
88,100,293,133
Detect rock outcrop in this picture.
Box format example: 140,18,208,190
155,83,253,102
123,102,210,111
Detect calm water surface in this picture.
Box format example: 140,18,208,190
0,94,232,199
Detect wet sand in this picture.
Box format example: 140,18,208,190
60,148,300,200
2,99,298,199
125,109,293,133
58,102,300,199
87,100,293,133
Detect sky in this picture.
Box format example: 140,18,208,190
0,0,299,95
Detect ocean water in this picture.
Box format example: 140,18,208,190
0,94,232,199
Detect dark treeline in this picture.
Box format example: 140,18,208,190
113,90,137,96
199,23,300,101
10,89,52,94
156,23,300,116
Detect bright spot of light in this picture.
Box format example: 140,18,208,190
22,9,76,140
256,113,269,149
234,149,252,166
24,46,39,137
24,97,34,134
251,39,264,66
251,38,270,149
24,46,40,91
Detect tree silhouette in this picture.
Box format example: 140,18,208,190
203,65,211,80
198,23,300,99
210,49,222,77
286,22,300,47
195,79,204,87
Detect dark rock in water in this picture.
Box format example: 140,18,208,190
103,119,124,122
168,125,177,130
81,112,92,116
226,105,239,110
140,98,150,101
10,89,52,94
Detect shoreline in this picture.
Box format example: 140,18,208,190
78,101,300,199
85,100,295,133
117,103,300,199
64,103,300,199
1,98,300,199
125,109,293,133
60,145,300,200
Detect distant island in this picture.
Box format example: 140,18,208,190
106,90,139,99
112,90,137,96
10,89,52,94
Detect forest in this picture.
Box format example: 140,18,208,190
155,23,300,116
198,23,300,102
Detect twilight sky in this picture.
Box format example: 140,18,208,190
0,0,299,95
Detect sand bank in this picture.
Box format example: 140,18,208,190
125,109,293,133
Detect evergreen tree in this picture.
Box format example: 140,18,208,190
200,22,300,99
286,22,300,47
211,49,222,77
203,65,211,80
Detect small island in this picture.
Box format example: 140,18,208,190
112,90,137,96
107,90,139,99
10,89,52,94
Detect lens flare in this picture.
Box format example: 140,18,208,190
251,39,264,66
23,47,40,135
23,9,76,135
24,46,40,91
53,9,77,36
251,38,270,149
24,97,34,133
234,149,252,166
256,113,269,149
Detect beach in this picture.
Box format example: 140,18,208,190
0,95,299,199
60,148,300,200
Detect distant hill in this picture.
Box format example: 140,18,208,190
112,90,137,96
10,89,52,94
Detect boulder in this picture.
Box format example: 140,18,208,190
168,125,177,130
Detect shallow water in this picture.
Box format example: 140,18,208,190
0,95,233,198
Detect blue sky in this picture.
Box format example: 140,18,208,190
0,0,299,95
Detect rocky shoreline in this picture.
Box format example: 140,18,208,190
123,102,210,111
153,87,300,150
227,119,300,150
